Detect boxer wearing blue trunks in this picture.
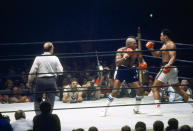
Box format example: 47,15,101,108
104,38,147,116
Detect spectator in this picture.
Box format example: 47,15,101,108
0,95,2,103
0,112,13,131
121,125,131,131
135,121,146,131
82,78,99,100
166,80,191,102
11,110,33,131
180,125,191,131
73,128,84,131
2,95,10,104
4,79,14,90
33,101,61,131
62,78,83,103
88,126,98,131
95,66,113,98
9,86,30,103
166,118,178,131
153,120,164,131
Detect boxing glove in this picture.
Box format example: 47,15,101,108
123,48,133,59
162,64,171,74
146,41,154,49
138,63,147,69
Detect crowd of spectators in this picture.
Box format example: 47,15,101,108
0,59,193,104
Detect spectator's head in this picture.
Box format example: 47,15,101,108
88,126,98,131
5,79,14,89
43,42,54,54
135,121,146,131
103,66,110,77
153,120,164,131
167,118,178,130
0,95,2,102
15,110,26,120
180,80,189,91
13,86,20,94
40,101,51,114
19,83,26,89
0,112,3,118
0,113,10,122
74,128,84,131
71,78,78,88
3,95,9,102
121,125,131,131
180,125,191,131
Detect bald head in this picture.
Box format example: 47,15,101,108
126,38,137,49
126,38,136,43
43,42,54,53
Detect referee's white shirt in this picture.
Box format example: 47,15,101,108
28,52,63,83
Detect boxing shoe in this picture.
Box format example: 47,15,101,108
133,107,145,114
102,95,114,117
133,108,140,114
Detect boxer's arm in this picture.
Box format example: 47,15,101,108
150,47,162,57
115,49,127,66
167,43,176,66
137,50,146,64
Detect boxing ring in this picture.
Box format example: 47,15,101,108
1,30,193,131
1,97,193,131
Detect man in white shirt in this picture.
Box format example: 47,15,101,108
11,110,33,131
62,78,83,103
167,80,191,102
27,42,63,114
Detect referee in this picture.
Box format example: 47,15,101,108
27,42,63,115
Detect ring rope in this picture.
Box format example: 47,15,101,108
1,67,193,80
0,37,193,47
0,67,193,78
1,101,193,114
143,55,193,64
1,49,193,62
148,71,193,80
0,84,191,95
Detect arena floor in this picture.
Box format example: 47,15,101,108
1,96,193,131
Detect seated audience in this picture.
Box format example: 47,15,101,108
135,121,146,131
11,110,33,131
121,125,131,131
153,120,164,131
180,125,191,131
62,78,83,103
0,112,13,131
88,126,98,131
33,101,61,131
165,118,179,131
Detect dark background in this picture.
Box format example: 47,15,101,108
0,0,193,76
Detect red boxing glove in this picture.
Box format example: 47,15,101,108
123,48,133,59
146,41,154,49
126,48,133,55
138,63,147,69
162,64,171,74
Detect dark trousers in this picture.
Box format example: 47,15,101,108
35,77,56,115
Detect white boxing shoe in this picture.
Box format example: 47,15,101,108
133,108,140,114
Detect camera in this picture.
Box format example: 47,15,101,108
70,96,77,103
90,82,94,87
